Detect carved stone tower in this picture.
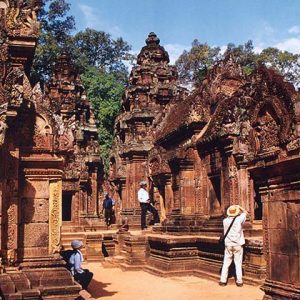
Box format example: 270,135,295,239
109,32,179,226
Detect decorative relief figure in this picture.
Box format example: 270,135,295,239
254,110,280,153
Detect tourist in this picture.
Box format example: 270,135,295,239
102,192,115,228
69,240,93,290
219,205,247,287
138,180,160,230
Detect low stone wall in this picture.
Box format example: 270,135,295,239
110,231,265,286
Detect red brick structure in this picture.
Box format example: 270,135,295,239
45,51,103,229
109,32,187,226
111,33,300,299
0,1,103,298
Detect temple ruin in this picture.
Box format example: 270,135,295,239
0,1,299,299
0,1,103,298
109,33,300,300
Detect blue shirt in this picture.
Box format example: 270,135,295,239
69,250,84,275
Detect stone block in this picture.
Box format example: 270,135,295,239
289,254,299,285
22,180,49,199
21,223,48,247
270,253,290,283
268,202,287,229
21,198,49,223
18,247,49,258
269,229,298,256
287,202,300,231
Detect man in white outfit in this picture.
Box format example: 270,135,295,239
138,181,160,230
219,204,247,287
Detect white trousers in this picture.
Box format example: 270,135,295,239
220,245,243,284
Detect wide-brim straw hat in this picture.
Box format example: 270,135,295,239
226,205,241,217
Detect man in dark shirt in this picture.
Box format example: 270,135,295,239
102,192,115,228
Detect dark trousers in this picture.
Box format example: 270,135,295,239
104,208,113,226
74,269,93,290
140,202,160,229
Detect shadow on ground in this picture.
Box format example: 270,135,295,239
88,278,118,298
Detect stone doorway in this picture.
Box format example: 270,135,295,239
62,192,73,221
209,175,222,216
253,181,262,220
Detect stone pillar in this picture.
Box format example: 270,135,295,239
20,169,63,260
164,175,174,215
250,159,300,300
88,169,98,216
49,179,62,255
85,233,104,262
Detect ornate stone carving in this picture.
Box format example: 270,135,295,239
49,180,62,254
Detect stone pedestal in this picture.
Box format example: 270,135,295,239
120,233,148,270
85,233,104,262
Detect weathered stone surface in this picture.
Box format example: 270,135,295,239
0,2,91,299
111,33,300,299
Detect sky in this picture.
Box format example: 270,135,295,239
68,0,300,64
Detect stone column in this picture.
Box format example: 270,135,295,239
49,179,62,254
88,169,98,216
251,159,300,300
20,169,63,260
164,175,174,215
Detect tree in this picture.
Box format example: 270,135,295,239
175,40,221,87
176,39,300,88
225,40,258,75
67,28,134,84
258,47,300,86
31,0,75,84
81,67,124,171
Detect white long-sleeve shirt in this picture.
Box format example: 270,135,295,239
138,188,149,203
69,250,84,275
223,212,247,246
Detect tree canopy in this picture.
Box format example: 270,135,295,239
81,67,124,171
32,0,132,171
175,40,300,87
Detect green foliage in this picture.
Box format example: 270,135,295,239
31,0,75,84
67,28,134,84
176,40,221,86
176,39,300,87
258,47,300,85
225,40,258,75
81,67,124,171
31,1,134,172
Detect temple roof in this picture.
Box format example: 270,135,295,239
137,32,170,65
155,54,246,144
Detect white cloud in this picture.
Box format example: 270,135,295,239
78,4,123,38
288,26,300,34
253,45,264,54
164,44,190,64
275,38,300,54
78,4,101,29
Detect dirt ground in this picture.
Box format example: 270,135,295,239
79,262,264,300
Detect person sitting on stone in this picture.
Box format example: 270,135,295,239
138,180,160,230
219,205,248,287
102,192,115,228
69,240,93,290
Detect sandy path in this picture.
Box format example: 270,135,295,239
80,262,264,300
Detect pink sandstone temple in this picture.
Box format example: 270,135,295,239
0,2,299,300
